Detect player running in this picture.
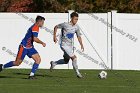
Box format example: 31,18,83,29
50,12,84,78
0,16,46,79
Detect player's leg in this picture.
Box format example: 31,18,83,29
63,52,70,64
28,48,40,79
0,64,2,72
50,48,70,72
52,51,70,64
70,55,82,78
0,45,26,72
62,46,82,78
29,53,41,79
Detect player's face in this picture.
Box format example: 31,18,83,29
38,20,44,27
71,16,78,25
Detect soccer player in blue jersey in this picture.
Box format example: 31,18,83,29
0,16,46,79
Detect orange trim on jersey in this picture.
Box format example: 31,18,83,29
17,45,24,59
32,24,39,32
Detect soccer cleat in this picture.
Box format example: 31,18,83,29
98,74,101,79
77,74,83,79
0,64,3,72
28,76,37,80
50,61,55,72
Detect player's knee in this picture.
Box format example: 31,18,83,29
64,58,70,64
71,55,77,61
73,57,77,62
13,61,22,66
35,58,41,64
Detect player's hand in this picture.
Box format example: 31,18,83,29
42,42,46,47
81,45,84,52
53,37,58,44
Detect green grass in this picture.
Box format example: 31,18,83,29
0,69,140,93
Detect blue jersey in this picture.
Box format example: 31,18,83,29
21,24,39,48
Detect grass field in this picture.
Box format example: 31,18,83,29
0,69,140,93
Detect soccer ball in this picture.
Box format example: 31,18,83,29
98,71,107,79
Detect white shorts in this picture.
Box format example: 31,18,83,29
61,46,75,57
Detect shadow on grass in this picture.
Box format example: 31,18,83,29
0,75,13,78
13,72,69,79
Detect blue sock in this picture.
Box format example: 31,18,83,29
4,61,14,68
31,63,39,75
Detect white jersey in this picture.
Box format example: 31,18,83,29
57,22,82,46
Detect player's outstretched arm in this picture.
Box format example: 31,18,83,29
53,26,58,44
33,37,46,47
77,36,84,52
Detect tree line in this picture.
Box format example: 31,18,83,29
0,0,140,13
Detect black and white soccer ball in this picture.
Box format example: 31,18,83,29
98,71,107,79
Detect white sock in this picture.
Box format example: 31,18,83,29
30,72,34,76
72,58,80,75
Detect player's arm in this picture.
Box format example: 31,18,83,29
53,23,64,44
32,26,46,47
77,36,84,52
33,37,46,47
53,26,58,44
76,27,84,52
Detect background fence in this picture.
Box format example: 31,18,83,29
0,10,139,70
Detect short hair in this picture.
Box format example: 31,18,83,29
36,16,45,22
70,12,78,18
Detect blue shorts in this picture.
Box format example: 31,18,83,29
16,45,38,60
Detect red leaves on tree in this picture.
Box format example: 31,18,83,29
7,0,33,12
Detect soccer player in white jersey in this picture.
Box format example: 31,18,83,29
50,12,84,78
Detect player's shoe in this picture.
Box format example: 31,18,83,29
0,64,3,72
50,61,55,72
77,73,83,79
28,76,37,80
